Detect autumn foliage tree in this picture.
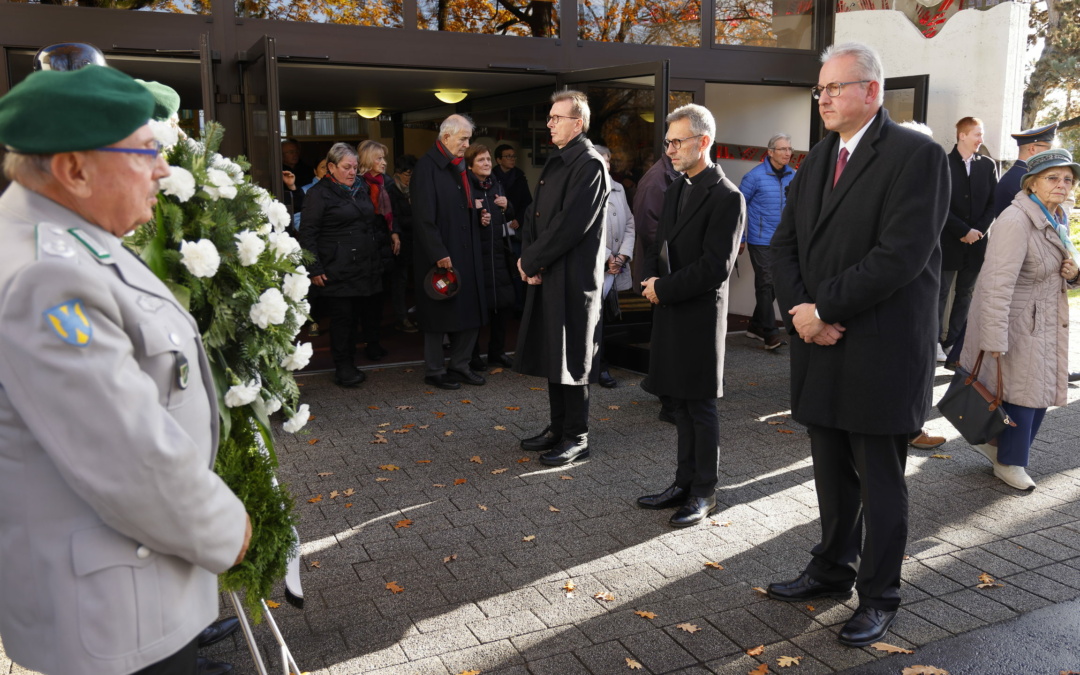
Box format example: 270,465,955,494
1024,0,1080,129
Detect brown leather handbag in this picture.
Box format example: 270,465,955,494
937,351,1017,445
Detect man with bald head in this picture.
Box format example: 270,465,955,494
0,65,250,674
768,42,948,647
412,114,489,389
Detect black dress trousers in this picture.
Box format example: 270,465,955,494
548,383,589,440
663,395,720,497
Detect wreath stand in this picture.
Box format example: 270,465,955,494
230,593,303,675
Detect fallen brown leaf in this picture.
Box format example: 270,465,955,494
767,420,785,425
746,645,765,656
598,417,611,421
434,411,447,418
776,656,802,668
329,491,340,499
444,554,457,563
748,381,758,386
901,667,949,675
872,642,914,654
392,429,410,434
368,406,379,410
423,390,434,394
749,664,769,675
344,503,353,508
371,437,389,444
563,581,576,593
549,505,561,512
711,520,732,527
343,488,355,496
505,406,521,411
777,429,795,434
379,464,400,471
517,457,531,463
395,405,413,410
376,477,392,482
676,623,701,633
395,519,413,528
523,534,536,542
478,504,488,511
752,587,768,595
444,430,454,437
377,422,391,427
530,387,545,391
491,468,509,474
317,472,334,477
454,478,467,485
594,592,615,602
307,495,323,503
403,423,416,428
458,670,480,675
432,483,446,487
560,475,573,480
704,562,724,570
976,572,1003,589
634,610,657,619
805,605,815,612
494,425,507,431
416,460,432,464
470,456,483,464
930,454,952,459
385,581,404,594
308,438,319,445
608,405,620,410
310,561,321,568
419,424,431,429
460,399,472,404
265,600,281,608
489,367,504,374
626,658,643,670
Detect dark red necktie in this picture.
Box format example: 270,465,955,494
833,147,849,187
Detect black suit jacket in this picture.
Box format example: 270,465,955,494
771,109,950,435
940,146,998,270
642,164,745,400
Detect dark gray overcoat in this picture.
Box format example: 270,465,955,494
642,164,745,400
770,109,950,435
298,178,383,298
411,143,486,333
515,134,610,385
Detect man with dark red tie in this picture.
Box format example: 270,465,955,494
768,42,949,647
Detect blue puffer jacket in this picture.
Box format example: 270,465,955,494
739,160,795,246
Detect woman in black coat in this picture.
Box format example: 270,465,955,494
465,143,517,370
298,142,384,387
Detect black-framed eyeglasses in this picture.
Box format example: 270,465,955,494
547,114,581,126
95,141,164,163
811,80,871,100
663,135,702,151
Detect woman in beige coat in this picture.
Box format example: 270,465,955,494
959,149,1080,490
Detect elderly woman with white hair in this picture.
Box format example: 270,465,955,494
959,148,1080,490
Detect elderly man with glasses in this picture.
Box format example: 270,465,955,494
0,65,250,675
738,132,796,351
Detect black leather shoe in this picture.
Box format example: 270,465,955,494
598,371,617,388
637,484,689,510
658,407,676,424
669,494,718,527
197,617,240,648
838,606,898,647
766,572,853,602
488,353,514,368
334,366,365,387
196,657,235,675
521,427,560,452
1070,371,1080,383
469,357,488,372
449,369,486,386
539,438,589,466
424,374,461,390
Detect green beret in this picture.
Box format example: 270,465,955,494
136,78,181,121
0,65,154,154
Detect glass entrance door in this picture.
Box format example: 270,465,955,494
240,36,282,199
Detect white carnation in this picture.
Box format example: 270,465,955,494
224,378,261,408
249,288,288,329
148,118,181,150
235,230,266,266
280,342,313,371
202,168,239,201
211,153,244,182
283,403,310,433
282,268,311,302
179,239,221,278
159,166,197,202
264,396,282,414
268,231,301,261
264,200,292,233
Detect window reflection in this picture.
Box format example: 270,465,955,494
235,0,401,25
8,0,210,13
417,0,559,36
714,0,813,49
578,0,701,47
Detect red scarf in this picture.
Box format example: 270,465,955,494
437,140,472,206
363,172,394,230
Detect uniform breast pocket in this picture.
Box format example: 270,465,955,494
72,526,162,658
139,321,198,410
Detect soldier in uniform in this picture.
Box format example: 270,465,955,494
994,122,1057,217
0,65,250,675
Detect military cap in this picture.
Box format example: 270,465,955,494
1022,148,1080,182
1011,122,1058,147
136,79,181,121
0,65,154,154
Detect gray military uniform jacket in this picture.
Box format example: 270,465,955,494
0,183,247,675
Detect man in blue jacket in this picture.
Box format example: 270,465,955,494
739,133,796,349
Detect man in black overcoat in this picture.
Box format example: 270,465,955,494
515,90,610,467
637,104,745,527
412,114,488,390
767,42,949,648
936,117,998,355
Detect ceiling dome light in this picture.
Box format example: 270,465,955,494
434,90,468,104
355,108,382,119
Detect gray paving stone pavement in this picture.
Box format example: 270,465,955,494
4,326,1080,675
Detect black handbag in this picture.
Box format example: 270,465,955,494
937,351,1017,445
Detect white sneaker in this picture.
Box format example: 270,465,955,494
936,343,948,362
972,443,998,464
993,464,1036,491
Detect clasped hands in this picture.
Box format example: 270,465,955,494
789,303,845,346
517,258,542,285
